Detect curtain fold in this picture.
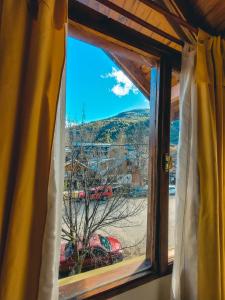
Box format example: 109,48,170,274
38,68,65,300
171,44,198,300
172,30,225,300
0,1,66,299
197,30,225,300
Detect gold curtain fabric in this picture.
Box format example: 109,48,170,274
197,31,225,300
0,1,66,299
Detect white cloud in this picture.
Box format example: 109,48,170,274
65,118,77,128
144,97,150,105
101,67,138,97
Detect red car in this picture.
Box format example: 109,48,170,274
59,234,123,277
78,185,113,201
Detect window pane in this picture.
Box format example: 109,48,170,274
60,37,156,279
168,71,180,259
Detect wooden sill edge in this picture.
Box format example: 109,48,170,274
59,256,146,286
59,256,173,300
59,256,149,299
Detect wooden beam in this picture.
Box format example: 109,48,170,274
163,0,197,43
171,83,179,121
173,0,221,36
94,0,183,46
68,22,157,64
157,0,194,44
139,0,197,34
148,58,172,273
157,57,171,273
68,0,181,70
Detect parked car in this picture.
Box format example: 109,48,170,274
129,186,148,198
78,185,113,201
63,190,83,200
169,185,176,196
59,234,123,277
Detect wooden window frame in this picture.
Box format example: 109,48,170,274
59,2,181,299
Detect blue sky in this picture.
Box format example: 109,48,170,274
66,36,149,124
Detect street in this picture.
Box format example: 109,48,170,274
99,195,175,257
62,195,175,259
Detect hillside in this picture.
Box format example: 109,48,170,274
71,109,150,144
68,109,179,144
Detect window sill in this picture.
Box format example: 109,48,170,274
59,256,152,299
59,256,173,299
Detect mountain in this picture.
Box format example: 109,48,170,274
110,109,150,119
72,109,150,144
68,108,179,145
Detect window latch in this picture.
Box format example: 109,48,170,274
163,153,173,172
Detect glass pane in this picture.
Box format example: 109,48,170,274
168,71,180,259
60,37,156,279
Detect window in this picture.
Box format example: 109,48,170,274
60,5,181,298
60,37,155,297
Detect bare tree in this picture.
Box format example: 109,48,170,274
62,123,146,275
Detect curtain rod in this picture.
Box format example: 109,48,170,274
94,0,184,46
139,0,198,34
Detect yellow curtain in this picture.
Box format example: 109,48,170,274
0,1,66,299
197,30,225,300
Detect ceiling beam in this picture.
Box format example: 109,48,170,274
139,0,197,34
69,0,181,70
173,0,222,36
157,0,194,44
94,0,183,46
68,22,158,63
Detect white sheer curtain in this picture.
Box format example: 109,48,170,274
37,68,65,300
171,44,199,300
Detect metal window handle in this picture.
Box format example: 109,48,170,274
163,154,173,172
